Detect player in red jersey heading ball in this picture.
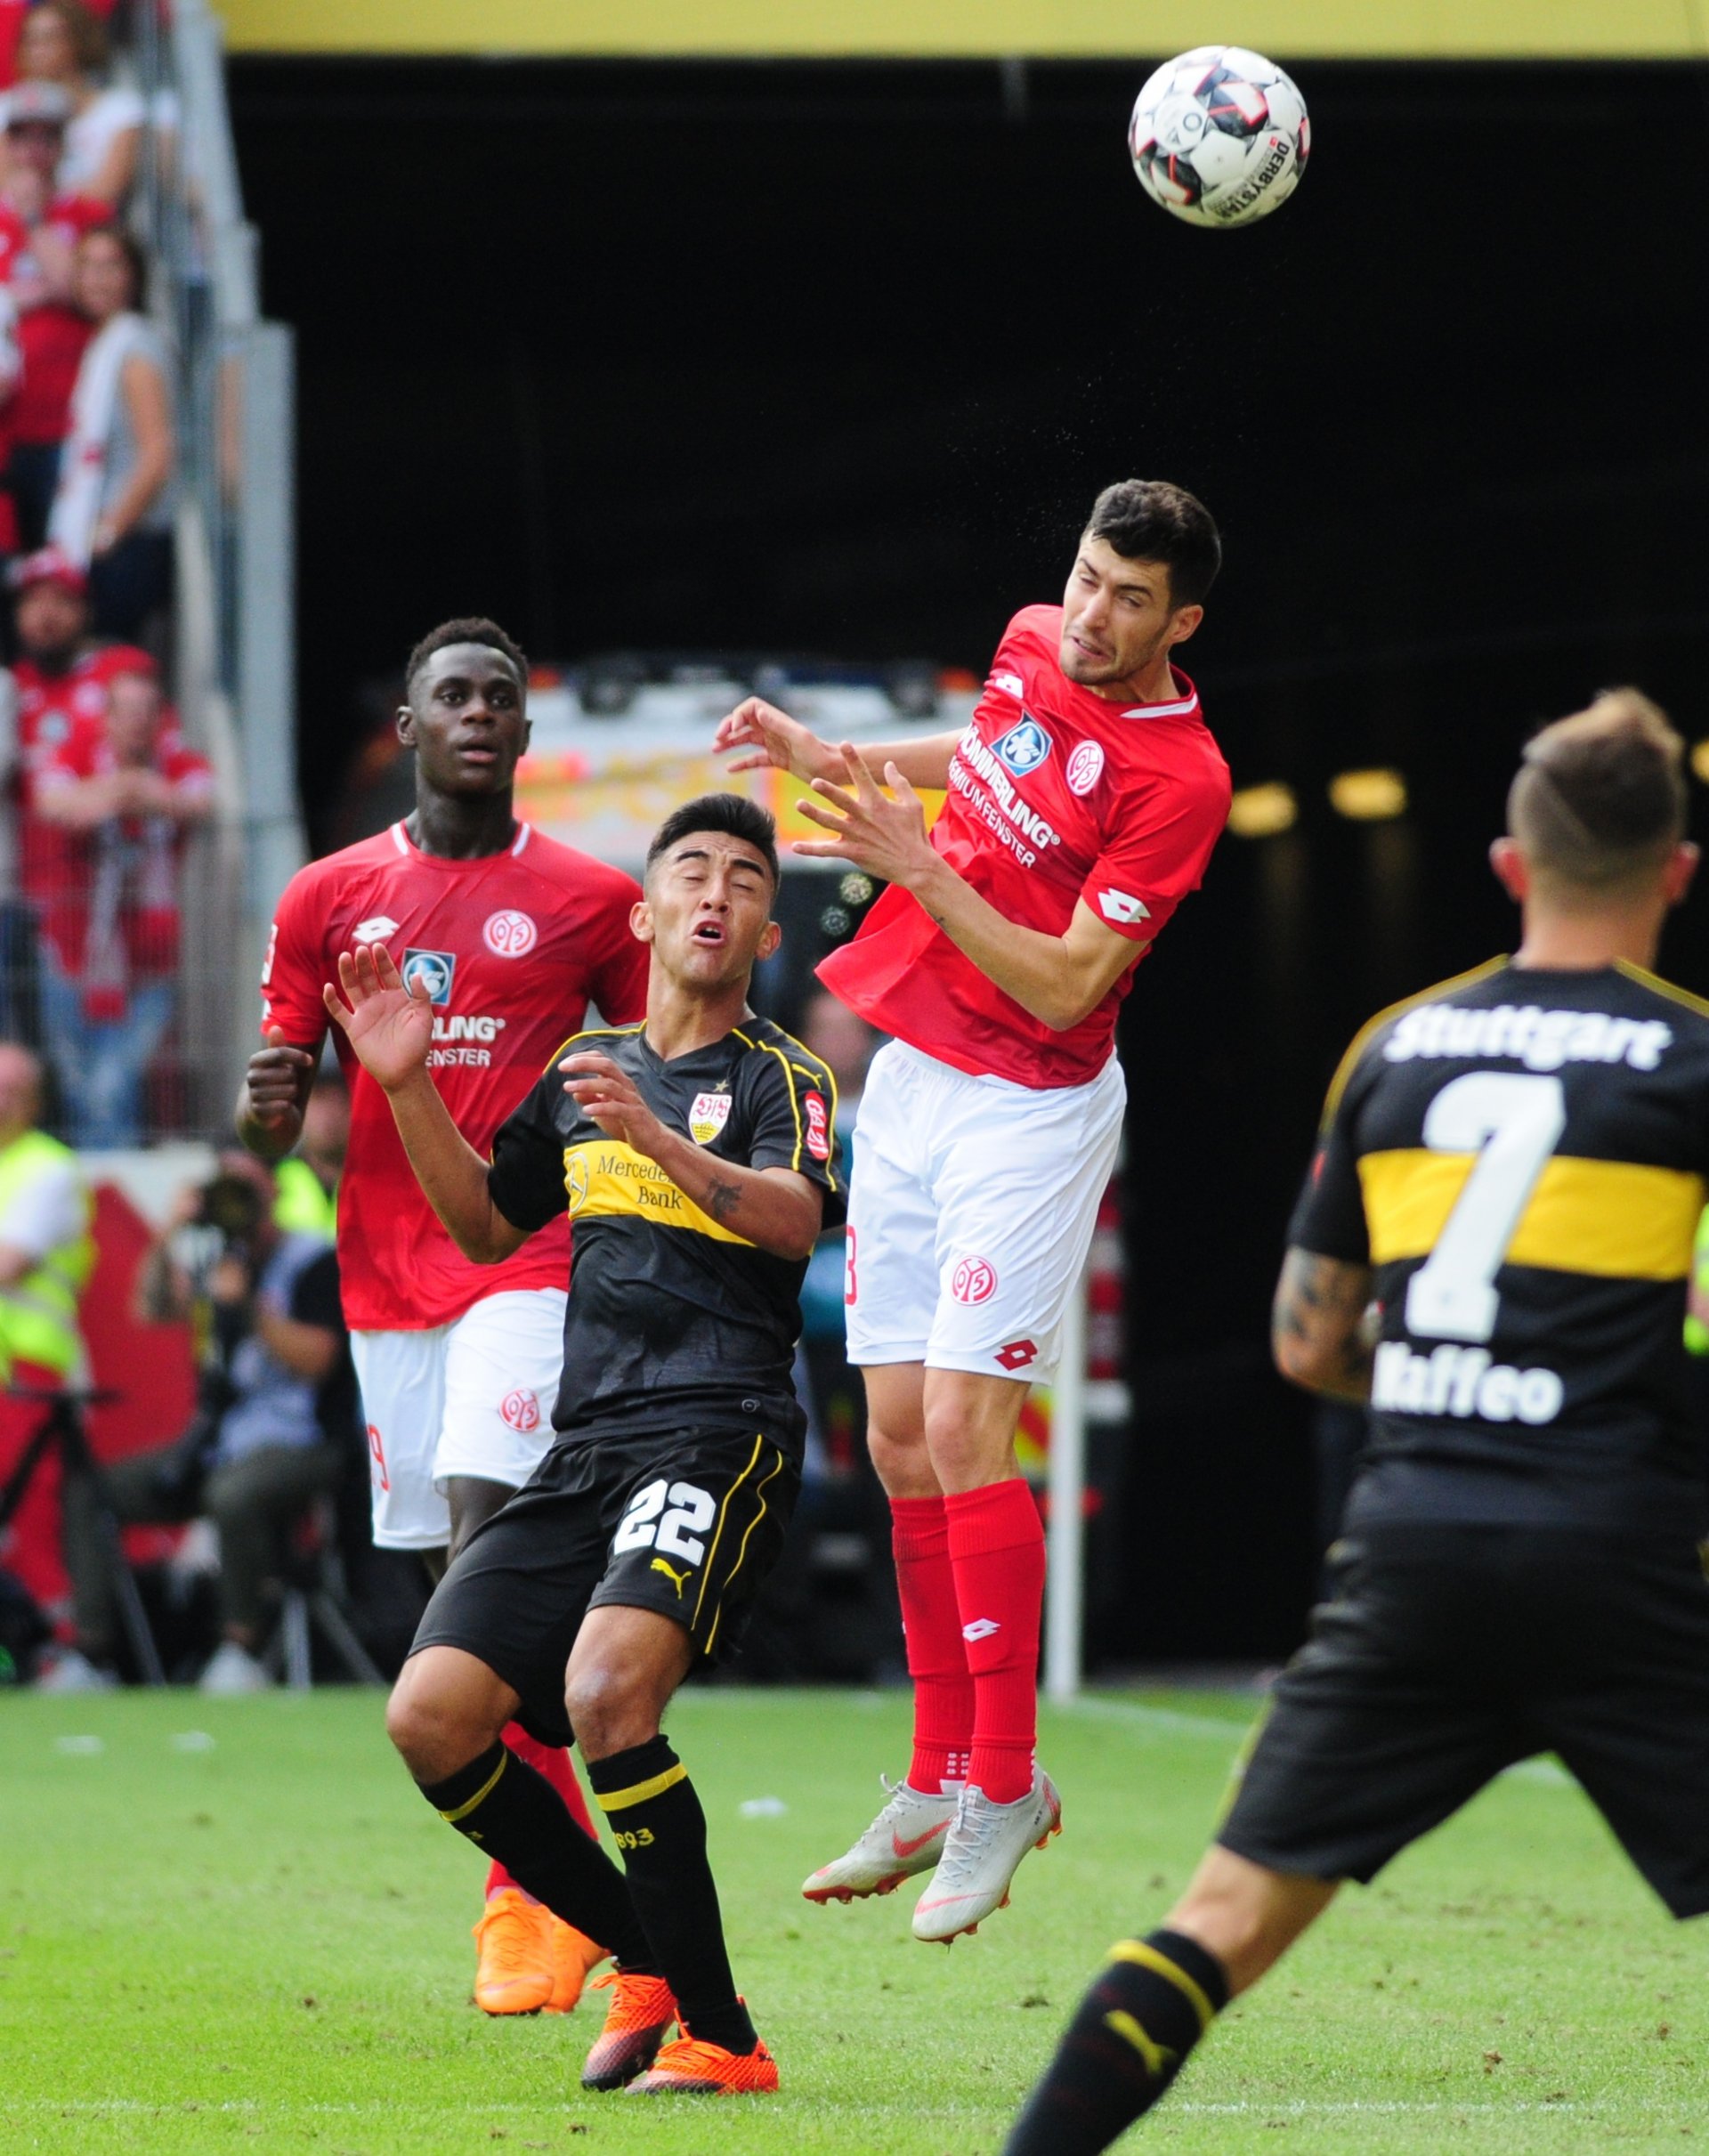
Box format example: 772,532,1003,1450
237,619,648,2014
717,481,1231,1941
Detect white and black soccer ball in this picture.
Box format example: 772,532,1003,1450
1129,45,1309,230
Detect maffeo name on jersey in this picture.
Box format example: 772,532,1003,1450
1373,1341,1564,1426
1383,1002,1672,1074
426,1013,506,1068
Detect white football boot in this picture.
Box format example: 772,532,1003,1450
910,1768,1062,1943
801,1774,962,1903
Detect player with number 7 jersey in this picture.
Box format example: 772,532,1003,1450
1006,691,1709,2156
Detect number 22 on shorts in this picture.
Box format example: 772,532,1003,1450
612,1478,717,1563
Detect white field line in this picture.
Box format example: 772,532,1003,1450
1056,1695,1575,1787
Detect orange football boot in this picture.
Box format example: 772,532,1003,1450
544,1917,606,2014
472,1888,555,2015
627,2031,779,2095
580,1969,678,2090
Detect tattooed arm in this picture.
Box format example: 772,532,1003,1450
558,1052,825,1261
1271,1246,1379,1403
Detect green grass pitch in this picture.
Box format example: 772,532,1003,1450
3,1685,1704,2153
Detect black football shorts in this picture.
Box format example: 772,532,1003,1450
410,1422,798,1749
1218,1522,1709,1918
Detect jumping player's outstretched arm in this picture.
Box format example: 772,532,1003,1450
1271,1247,1377,1403
793,742,1139,1032
321,944,531,1265
715,696,959,794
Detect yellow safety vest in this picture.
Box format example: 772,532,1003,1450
273,1157,337,1240
0,1129,94,1381
1685,1205,1709,1357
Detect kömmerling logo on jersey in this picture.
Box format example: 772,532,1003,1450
402,947,457,1006
993,716,1052,778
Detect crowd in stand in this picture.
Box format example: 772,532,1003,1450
0,3,188,1147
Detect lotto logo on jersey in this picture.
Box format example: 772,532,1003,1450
402,948,457,1005
993,717,1053,778
1096,888,1151,927
994,1339,1037,1371
804,1091,830,1161
951,1254,999,1305
688,1090,733,1144
483,908,539,958
1066,741,1106,796
990,669,1025,701
353,914,401,944
500,1388,541,1433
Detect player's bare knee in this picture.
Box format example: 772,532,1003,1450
386,1660,482,1781
866,1418,936,1497
563,1659,654,1761
921,1403,1014,1491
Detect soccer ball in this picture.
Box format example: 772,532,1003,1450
1129,46,1309,230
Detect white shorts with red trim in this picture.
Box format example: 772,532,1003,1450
843,1041,1124,1380
350,1288,567,1551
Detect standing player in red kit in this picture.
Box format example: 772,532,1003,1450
717,482,1230,1942
238,619,648,2014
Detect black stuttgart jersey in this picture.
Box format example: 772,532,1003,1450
1291,958,1709,1530
487,1018,845,1455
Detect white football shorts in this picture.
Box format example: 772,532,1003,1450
351,1288,568,1551
844,1041,1124,1381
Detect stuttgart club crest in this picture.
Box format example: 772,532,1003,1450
689,1090,733,1144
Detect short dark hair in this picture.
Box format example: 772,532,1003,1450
646,792,781,890
1084,479,1222,608
404,617,529,699
80,223,148,310
1509,689,1688,890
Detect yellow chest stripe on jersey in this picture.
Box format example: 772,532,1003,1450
1359,1151,1705,1279
561,1140,755,1248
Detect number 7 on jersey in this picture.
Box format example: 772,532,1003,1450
1404,1072,1567,1345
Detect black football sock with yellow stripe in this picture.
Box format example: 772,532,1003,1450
419,1742,658,1973
1004,1930,1229,2154
585,1737,757,2056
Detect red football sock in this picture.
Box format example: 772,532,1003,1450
945,1479,1045,1805
485,1723,600,1902
891,1494,974,1792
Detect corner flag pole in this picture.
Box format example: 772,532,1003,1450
1044,1261,1089,1702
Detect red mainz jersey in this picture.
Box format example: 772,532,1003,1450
261,820,648,1332
819,604,1230,1088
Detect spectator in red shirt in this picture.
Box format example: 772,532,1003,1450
6,546,148,852
6,1,140,207
31,660,212,1146
0,83,107,550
